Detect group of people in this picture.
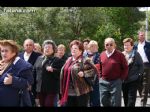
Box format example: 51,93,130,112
0,31,150,107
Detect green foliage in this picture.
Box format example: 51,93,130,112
0,7,145,53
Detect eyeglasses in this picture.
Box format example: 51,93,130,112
105,43,113,46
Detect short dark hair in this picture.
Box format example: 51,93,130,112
82,38,91,43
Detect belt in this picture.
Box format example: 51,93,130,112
101,77,120,81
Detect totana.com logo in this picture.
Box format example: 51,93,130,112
0,8,36,15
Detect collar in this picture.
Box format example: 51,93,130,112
138,41,145,46
106,49,115,56
24,52,32,56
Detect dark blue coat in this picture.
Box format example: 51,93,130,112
134,41,150,63
0,57,34,106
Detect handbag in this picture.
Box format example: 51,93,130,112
84,74,98,86
80,58,98,87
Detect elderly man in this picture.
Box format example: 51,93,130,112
134,31,150,106
99,37,128,107
19,38,42,106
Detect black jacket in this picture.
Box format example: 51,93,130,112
34,55,65,93
124,51,144,83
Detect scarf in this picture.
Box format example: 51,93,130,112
59,55,82,106
0,60,13,76
122,50,135,65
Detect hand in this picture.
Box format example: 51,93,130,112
3,74,13,85
78,71,84,77
27,85,32,91
46,66,53,72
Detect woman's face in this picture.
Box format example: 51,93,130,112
124,42,133,53
57,47,65,58
1,46,16,62
71,44,82,58
43,44,54,56
88,44,98,53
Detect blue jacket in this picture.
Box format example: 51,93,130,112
0,57,34,106
134,41,150,63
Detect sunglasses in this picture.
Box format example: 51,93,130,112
105,43,113,46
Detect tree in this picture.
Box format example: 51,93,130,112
0,7,145,52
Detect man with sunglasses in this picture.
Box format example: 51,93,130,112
99,37,128,107
134,31,150,107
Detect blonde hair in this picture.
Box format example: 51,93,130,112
88,40,98,46
57,44,66,51
34,43,42,53
123,38,134,46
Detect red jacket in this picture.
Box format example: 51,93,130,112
100,50,128,81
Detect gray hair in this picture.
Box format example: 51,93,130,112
23,38,34,45
104,37,115,44
42,40,57,53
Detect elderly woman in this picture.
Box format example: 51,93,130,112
0,40,34,106
34,43,42,54
86,40,100,107
55,44,68,63
34,40,64,107
122,38,144,107
59,40,98,107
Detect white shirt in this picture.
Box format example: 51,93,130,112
24,52,31,62
137,41,149,63
105,49,115,58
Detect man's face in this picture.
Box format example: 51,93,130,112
138,32,145,42
23,40,34,53
104,40,115,53
83,42,89,50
